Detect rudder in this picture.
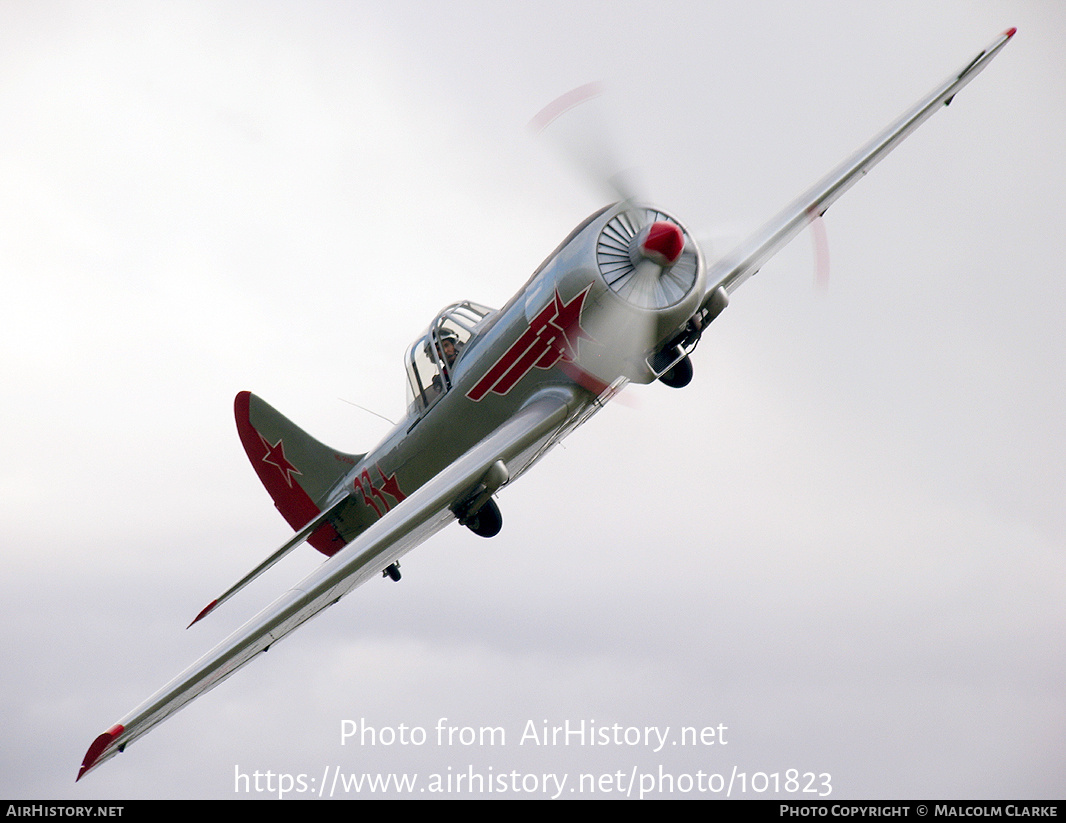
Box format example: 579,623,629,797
235,391,364,556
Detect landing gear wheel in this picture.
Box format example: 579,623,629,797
465,498,503,538
382,562,401,582
658,355,693,388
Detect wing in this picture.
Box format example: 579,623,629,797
705,28,1015,300
77,389,574,781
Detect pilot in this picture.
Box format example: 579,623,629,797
423,330,463,402
424,330,462,368
439,330,461,369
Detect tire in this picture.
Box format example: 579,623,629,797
466,498,503,538
658,355,693,388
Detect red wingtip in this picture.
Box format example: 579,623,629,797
188,599,218,629
1003,27,1017,39
77,724,125,781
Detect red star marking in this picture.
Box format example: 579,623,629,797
377,466,407,504
467,285,593,401
549,287,594,362
259,435,302,488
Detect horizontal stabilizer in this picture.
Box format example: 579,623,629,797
188,491,352,627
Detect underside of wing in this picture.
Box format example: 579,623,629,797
77,389,576,781
705,28,1015,300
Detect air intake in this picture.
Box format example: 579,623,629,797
596,208,700,310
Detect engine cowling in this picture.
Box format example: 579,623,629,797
522,203,705,389
588,206,705,382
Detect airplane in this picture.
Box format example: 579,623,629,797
77,28,1016,781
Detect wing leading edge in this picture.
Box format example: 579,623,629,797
77,389,576,781
706,28,1016,299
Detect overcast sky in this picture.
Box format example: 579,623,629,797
1,0,1063,800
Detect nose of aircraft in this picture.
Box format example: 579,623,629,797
637,221,685,266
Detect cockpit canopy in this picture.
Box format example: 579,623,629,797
405,301,497,415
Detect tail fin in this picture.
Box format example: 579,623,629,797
235,391,364,556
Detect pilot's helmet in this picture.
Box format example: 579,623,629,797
424,330,460,362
